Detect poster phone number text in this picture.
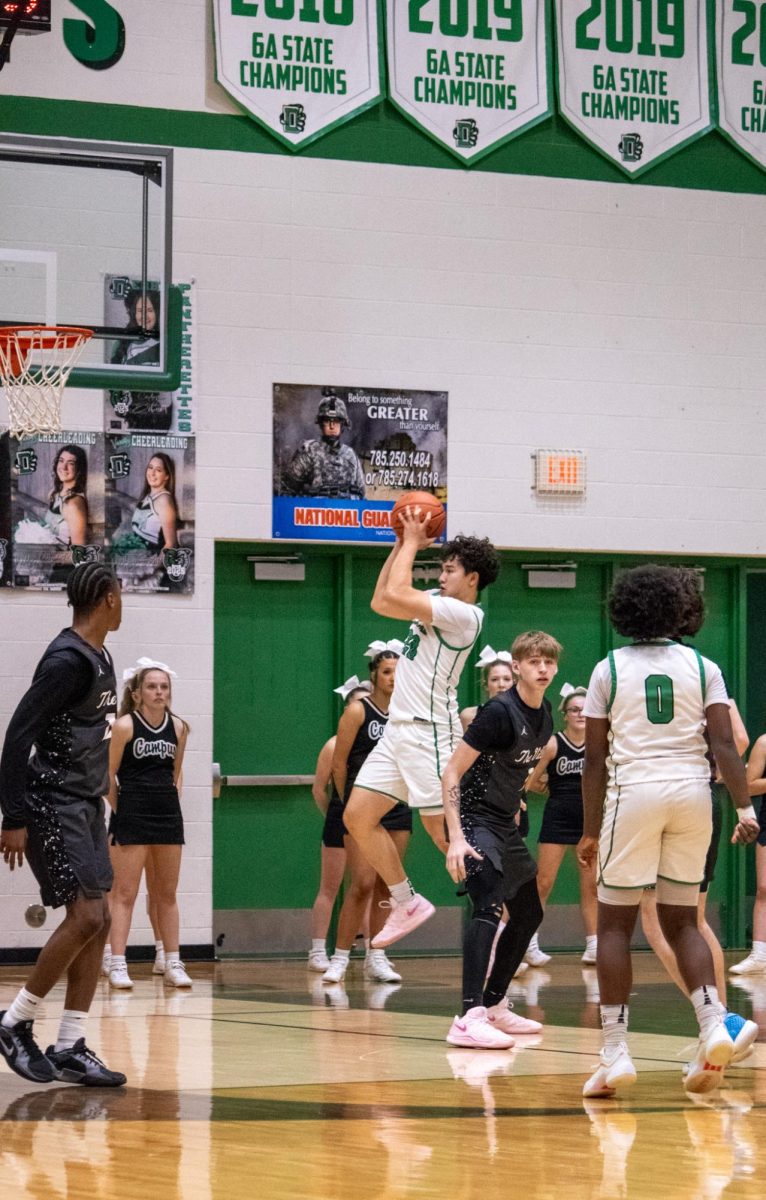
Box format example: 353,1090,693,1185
366,450,439,488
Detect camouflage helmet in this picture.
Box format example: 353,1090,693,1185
315,392,350,430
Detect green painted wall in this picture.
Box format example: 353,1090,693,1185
2,95,766,194
214,543,763,944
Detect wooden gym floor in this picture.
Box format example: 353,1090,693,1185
1,954,765,1199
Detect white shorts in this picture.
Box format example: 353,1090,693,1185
353,720,457,812
598,779,713,891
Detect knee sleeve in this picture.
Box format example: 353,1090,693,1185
598,884,644,907
655,878,700,906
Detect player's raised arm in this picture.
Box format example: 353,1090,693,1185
371,508,435,624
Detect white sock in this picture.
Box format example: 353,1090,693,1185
331,948,351,964
111,954,127,970
155,940,164,954
311,939,326,954
3,987,43,1028
753,941,766,960
55,1009,88,1052
390,879,415,905
600,1003,629,1051
166,949,181,964
528,932,540,953
103,943,112,959
585,935,597,953
691,985,722,1040
366,948,386,961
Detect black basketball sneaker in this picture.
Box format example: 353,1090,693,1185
0,1013,55,1082
46,1038,126,1087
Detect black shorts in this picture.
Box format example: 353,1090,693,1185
466,821,538,905
759,796,766,848
322,796,346,849
25,790,112,908
539,800,583,845
110,790,184,846
322,795,414,848
700,788,723,893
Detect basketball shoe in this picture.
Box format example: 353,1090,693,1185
446,1007,515,1050
0,1014,55,1083
371,893,435,949
485,996,543,1036
46,1039,126,1087
582,1042,637,1098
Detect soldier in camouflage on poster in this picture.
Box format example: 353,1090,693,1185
281,393,365,500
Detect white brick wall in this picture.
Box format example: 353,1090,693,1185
2,10,766,946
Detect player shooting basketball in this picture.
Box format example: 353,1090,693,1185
344,507,500,949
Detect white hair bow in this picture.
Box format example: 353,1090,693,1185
122,656,178,684
334,675,362,699
559,682,576,699
476,645,513,669
364,639,405,658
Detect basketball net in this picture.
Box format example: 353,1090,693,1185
0,326,93,439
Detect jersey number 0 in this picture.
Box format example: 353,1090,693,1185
644,673,674,725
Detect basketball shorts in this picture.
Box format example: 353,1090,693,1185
25,789,113,908
598,779,712,891
353,720,458,812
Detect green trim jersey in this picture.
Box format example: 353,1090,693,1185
389,591,483,733
583,641,728,786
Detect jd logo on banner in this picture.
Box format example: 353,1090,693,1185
555,0,712,177
213,0,383,150
386,0,552,164
716,0,766,172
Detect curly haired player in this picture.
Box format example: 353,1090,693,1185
578,565,759,1099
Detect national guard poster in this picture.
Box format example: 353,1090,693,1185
213,0,384,150
273,383,448,543
555,0,713,177
386,0,552,164
715,0,766,172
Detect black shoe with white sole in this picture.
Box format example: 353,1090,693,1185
0,1013,55,1083
46,1038,127,1087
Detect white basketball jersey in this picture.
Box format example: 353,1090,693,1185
388,591,483,734
584,641,728,786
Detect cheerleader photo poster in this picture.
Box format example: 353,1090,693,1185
9,432,105,591
105,433,196,594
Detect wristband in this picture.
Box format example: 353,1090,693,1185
735,805,757,823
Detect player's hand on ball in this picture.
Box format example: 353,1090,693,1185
0,827,27,870
399,506,436,549
445,836,483,883
731,816,760,845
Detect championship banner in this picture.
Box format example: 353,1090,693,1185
213,0,383,150
105,434,195,594
555,0,713,177
386,0,552,164
272,383,448,542
7,432,105,591
715,0,766,171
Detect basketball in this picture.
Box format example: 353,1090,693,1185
390,491,446,539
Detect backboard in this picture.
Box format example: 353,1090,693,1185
0,134,180,391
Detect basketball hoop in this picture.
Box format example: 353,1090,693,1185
0,325,93,439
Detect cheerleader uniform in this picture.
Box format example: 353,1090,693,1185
538,733,585,845
344,698,412,834
111,711,184,844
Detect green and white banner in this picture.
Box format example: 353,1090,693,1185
213,0,383,149
555,0,713,176
715,1,766,171
385,0,552,164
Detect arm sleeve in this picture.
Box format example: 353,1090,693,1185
429,595,481,647
462,700,514,754
703,661,729,710
582,660,612,719
0,650,92,829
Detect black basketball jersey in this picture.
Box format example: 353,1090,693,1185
475,688,554,829
547,733,585,806
27,628,117,801
343,697,388,801
117,711,178,794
